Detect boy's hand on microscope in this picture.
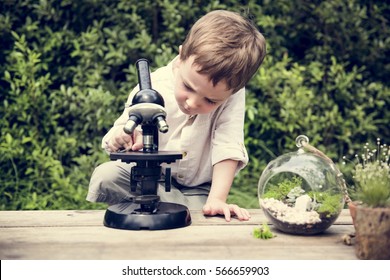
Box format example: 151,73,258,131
202,198,251,222
106,126,143,152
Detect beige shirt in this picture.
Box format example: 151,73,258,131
102,58,248,187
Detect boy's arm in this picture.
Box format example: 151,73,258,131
202,159,251,222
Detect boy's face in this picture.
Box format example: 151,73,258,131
173,55,232,115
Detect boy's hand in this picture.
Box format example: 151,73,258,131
202,198,251,222
106,126,143,152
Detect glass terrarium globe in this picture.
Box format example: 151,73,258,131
258,137,345,235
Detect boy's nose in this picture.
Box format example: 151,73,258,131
186,96,201,109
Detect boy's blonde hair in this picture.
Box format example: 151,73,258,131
180,10,266,93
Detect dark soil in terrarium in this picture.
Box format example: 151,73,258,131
263,208,339,235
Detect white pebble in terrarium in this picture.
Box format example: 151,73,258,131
258,136,346,235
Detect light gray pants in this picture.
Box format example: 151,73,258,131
87,160,210,210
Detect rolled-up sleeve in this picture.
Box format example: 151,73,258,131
211,88,249,173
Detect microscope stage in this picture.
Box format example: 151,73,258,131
110,151,183,164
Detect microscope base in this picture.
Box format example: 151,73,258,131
104,202,191,230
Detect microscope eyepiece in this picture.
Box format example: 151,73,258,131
136,59,152,91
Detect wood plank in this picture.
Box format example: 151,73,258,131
0,209,356,260
0,224,356,260
0,209,353,227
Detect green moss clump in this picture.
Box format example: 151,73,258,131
312,192,343,217
262,176,303,200
253,223,276,239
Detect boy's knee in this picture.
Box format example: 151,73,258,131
87,161,133,202
91,163,115,184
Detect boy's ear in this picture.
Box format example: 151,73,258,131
176,45,183,66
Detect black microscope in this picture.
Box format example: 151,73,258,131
103,59,191,230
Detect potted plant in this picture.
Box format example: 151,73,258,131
343,138,390,259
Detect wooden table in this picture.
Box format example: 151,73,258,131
0,209,356,260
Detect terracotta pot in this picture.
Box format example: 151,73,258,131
349,202,390,260
348,202,357,225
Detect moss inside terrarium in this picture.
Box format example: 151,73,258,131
262,175,304,201
309,191,343,218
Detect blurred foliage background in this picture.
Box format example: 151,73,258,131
0,0,389,210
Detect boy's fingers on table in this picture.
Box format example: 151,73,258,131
223,207,232,222
229,204,251,221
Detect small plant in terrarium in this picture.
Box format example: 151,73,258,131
262,175,304,202
311,191,343,218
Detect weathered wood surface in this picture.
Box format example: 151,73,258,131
0,209,356,260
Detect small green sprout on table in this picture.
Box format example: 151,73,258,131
253,223,276,239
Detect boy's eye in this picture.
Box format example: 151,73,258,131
205,98,217,105
183,83,193,92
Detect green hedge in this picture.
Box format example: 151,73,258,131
1,0,389,210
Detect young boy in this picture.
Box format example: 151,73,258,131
87,10,266,222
